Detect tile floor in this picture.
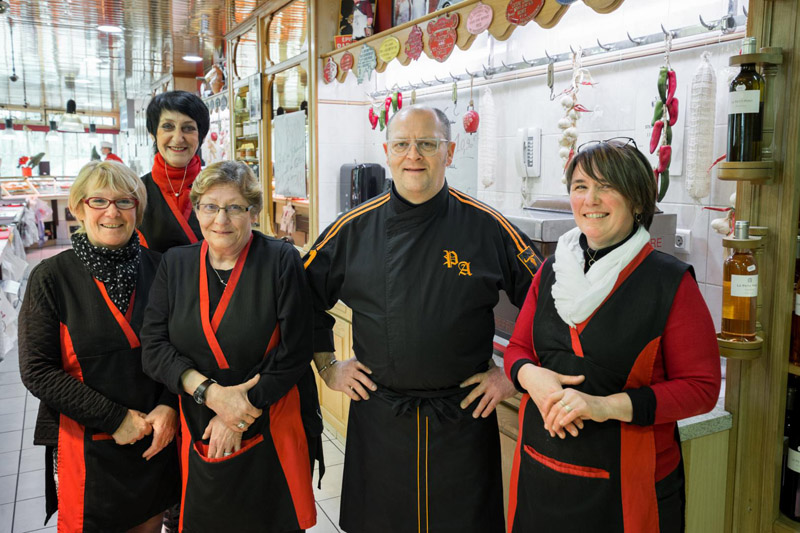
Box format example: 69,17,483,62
0,244,346,533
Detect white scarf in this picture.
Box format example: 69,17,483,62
551,225,651,328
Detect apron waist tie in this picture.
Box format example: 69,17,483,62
371,382,470,425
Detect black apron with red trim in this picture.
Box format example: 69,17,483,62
52,249,179,532
508,248,688,533
138,173,202,252
164,234,316,533
340,385,505,533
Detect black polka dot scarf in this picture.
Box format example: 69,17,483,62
71,231,140,314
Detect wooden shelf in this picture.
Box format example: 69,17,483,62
717,334,763,360
730,48,783,67
236,135,259,141
788,363,800,376
722,234,764,249
318,0,624,83
774,513,800,532
717,161,775,183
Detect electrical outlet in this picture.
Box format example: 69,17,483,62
675,228,691,253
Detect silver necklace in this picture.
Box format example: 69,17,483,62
163,159,190,198
586,247,599,267
211,266,228,286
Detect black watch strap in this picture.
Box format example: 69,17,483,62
193,378,216,405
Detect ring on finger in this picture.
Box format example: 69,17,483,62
237,421,247,429
563,403,572,413
223,451,232,456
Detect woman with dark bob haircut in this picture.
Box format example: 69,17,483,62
504,139,721,532
142,161,322,532
138,90,210,252
19,161,179,532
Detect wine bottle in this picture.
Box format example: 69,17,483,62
793,282,800,365
727,37,765,162
721,221,758,341
782,385,800,521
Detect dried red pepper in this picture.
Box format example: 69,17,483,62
658,145,672,173
650,120,664,154
667,98,679,126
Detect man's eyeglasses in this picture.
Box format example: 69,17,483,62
577,137,638,153
386,138,450,156
195,203,254,217
84,197,138,210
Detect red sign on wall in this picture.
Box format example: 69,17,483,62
405,25,424,61
427,13,459,63
506,0,544,26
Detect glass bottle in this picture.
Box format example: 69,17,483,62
727,37,765,162
721,221,758,341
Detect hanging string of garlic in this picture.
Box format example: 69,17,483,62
558,48,594,183
685,52,717,200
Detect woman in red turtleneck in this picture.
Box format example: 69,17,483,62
138,91,210,253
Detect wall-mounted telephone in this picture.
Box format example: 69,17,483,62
516,127,541,178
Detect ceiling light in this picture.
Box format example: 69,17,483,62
45,120,60,141
182,54,203,63
97,25,122,33
58,100,85,132
1,118,15,140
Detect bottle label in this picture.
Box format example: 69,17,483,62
729,90,760,114
731,274,758,297
789,447,800,474
795,293,800,315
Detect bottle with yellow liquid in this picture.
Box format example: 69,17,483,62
721,220,758,341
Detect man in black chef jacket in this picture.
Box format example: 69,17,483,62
304,106,543,533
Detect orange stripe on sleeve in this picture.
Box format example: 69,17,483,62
304,193,390,268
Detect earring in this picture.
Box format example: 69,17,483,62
634,212,643,224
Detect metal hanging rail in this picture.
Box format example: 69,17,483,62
366,10,746,99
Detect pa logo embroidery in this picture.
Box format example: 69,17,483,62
443,250,472,276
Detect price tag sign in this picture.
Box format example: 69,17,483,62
356,45,377,84
466,2,493,34
379,37,401,63
340,52,355,72
405,25,424,61
427,13,459,63
323,58,338,84
506,0,544,26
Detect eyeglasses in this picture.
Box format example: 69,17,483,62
577,137,638,153
84,197,138,210
195,203,254,217
386,138,450,156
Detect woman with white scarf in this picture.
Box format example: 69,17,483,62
504,139,720,533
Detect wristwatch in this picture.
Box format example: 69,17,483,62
193,378,217,405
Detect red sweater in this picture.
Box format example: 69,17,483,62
504,266,721,480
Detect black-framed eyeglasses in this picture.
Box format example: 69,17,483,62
577,137,638,153
195,203,254,217
84,197,138,210
386,138,451,156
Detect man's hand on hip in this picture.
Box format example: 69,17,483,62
318,354,377,401
459,363,517,418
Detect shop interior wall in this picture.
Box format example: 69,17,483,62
317,0,744,331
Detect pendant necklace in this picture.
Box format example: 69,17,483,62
586,247,599,267
211,265,228,286
164,159,190,198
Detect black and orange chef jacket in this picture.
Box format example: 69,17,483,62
19,248,179,532
304,183,542,533
137,173,202,253
508,248,690,533
141,232,319,533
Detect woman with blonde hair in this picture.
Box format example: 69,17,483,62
19,160,179,532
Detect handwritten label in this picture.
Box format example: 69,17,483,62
467,3,493,34
506,0,544,26
323,58,338,84
405,25,424,61
273,111,307,199
340,52,354,72
356,45,377,84
379,37,401,63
